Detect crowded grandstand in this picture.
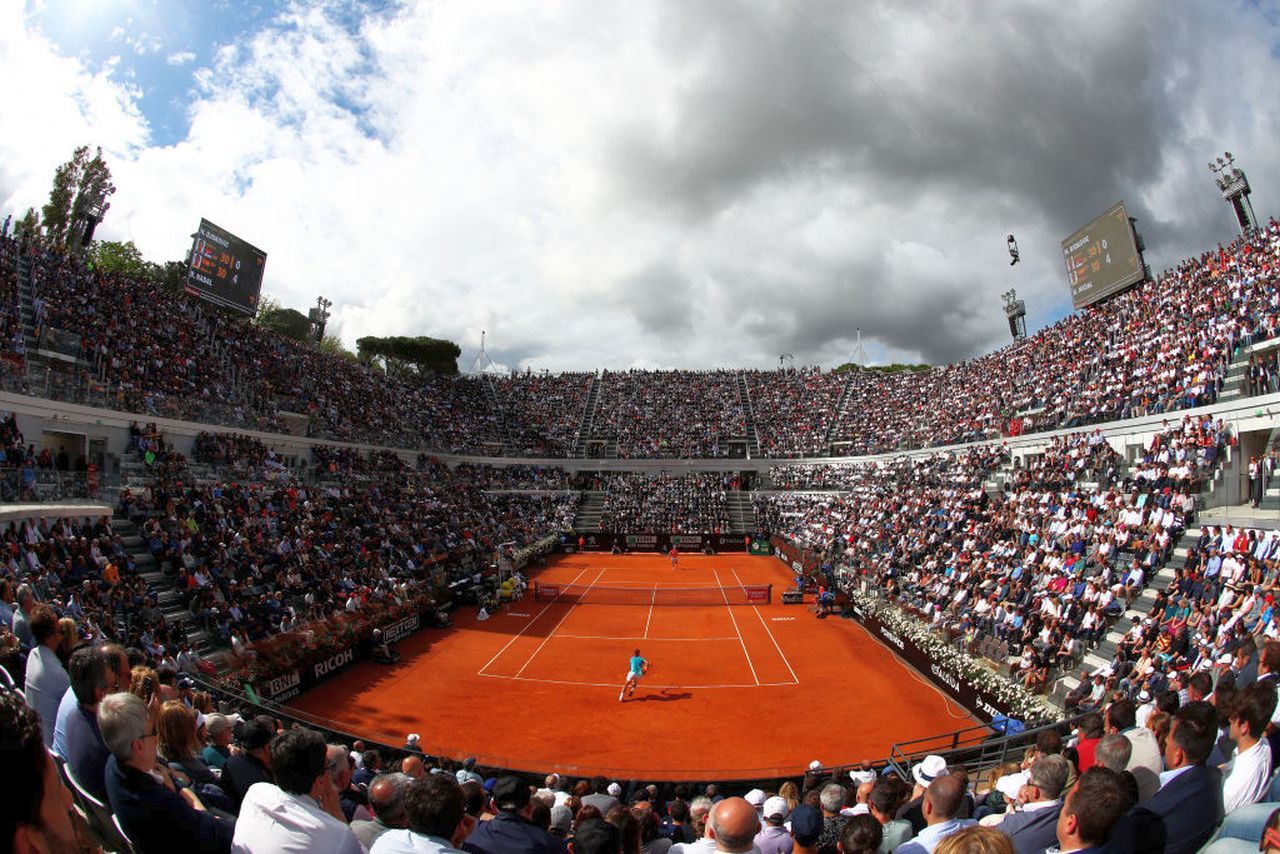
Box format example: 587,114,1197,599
0,208,1277,852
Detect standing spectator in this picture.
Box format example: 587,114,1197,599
22,605,68,748
99,691,233,853
231,726,362,853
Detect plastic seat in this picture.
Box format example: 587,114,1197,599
61,762,133,853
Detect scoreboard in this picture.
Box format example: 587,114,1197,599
1061,201,1144,309
185,219,267,316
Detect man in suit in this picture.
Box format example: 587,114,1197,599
1119,700,1225,854
996,754,1070,854
1054,767,1131,854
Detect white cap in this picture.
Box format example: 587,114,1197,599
744,788,766,807
607,782,622,797
407,733,420,744
912,755,948,788
809,760,823,771
762,796,790,821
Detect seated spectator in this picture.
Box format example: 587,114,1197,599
1053,767,1129,854
837,814,883,854
1222,680,1277,813
1119,700,1224,854
202,713,234,771
895,776,977,854
371,771,477,853
222,715,275,809
98,691,233,853
0,689,84,852
157,699,234,813
23,604,69,748
354,772,413,850
990,755,1070,853
463,775,568,854
51,644,116,803
231,726,363,853
755,795,792,854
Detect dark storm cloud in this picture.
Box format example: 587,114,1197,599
596,0,1278,365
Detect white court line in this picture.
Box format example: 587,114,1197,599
714,569,759,686
734,568,800,685
554,634,741,642
478,566,590,675
643,585,656,640
514,566,607,678
478,672,798,689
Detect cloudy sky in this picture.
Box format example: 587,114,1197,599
3,1,1278,372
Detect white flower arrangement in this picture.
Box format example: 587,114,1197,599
848,589,1056,724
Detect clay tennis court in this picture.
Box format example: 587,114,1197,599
291,553,976,779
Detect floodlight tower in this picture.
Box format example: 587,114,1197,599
1002,288,1026,343
1209,152,1258,235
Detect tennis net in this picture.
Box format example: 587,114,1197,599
531,582,771,605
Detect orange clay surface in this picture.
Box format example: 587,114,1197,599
291,553,977,779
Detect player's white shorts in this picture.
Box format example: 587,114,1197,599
626,671,642,682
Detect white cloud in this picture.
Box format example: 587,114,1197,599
166,50,196,66
2,0,1280,372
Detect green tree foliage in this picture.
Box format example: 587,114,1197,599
42,146,116,252
356,335,461,376
318,334,357,361
88,240,146,278
833,362,931,374
258,307,313,341
13,208,40,242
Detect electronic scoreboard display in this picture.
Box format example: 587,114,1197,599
185,219,267,316
1061,201,1144,309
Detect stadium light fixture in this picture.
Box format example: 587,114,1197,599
1007,234,1020,266
1209,152,1257,235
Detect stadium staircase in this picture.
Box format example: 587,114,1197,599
479,374,516,455
573,376,602,458
725,491,757,534
824,372,856,455
736,373,761,458
572,491,605,531
1047,450,1236,705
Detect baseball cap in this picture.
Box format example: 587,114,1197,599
406,733,420,745
763,796,789,822
808,759,823,771
789,805,823,844
607,782,622,798
744,788,766,808
493,776,532,811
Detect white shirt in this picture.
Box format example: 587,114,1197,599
1223,739,1273,813
230,782,364,854
371,829,464,853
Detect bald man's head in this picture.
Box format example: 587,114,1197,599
709,796,760,852
368,772,412,828
402,755,425,779
923,775,964,824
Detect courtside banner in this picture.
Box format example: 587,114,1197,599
576,533,748,552
847,605,1010,723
